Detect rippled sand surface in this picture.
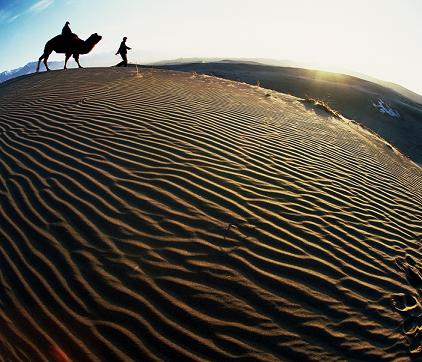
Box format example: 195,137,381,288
0,68,421,361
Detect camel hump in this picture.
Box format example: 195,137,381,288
50,33,80,42
44,33,82,54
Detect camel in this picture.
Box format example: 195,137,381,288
36,33,102,72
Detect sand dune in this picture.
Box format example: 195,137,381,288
151,62,422,166
0,68,421,361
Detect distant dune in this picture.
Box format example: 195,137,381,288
149,58,422,105
150,62,422,166
0,61,63,82
0,68,421,361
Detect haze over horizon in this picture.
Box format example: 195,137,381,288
0,0,421,95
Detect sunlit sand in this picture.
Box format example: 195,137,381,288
0,68,421,360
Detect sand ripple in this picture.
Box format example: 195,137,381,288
0,68,421,361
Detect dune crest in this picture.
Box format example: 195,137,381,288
0,68,421,361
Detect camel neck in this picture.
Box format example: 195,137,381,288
80,40,96,55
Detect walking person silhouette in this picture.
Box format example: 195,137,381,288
115,37,131,67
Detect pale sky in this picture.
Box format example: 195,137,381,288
0,0,421,95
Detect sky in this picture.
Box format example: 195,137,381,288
0,0,421,95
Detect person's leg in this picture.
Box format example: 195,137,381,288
123,54,128,67
116,54,124,67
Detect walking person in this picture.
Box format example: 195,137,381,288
115,37,131,67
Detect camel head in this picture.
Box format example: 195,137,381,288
87,33,102,45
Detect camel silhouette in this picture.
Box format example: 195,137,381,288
36,33,102,72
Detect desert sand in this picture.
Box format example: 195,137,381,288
153,62,422,166
0,68,421,361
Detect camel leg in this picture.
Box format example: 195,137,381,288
37,51,51,72
43,52,52,71
64,53,71,70
73,54,83,68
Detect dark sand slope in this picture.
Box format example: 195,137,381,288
0,68,421,361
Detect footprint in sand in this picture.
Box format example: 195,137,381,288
405,266,422,291
396,255,417,269
391,293,421,314
392,255,422,354
409,332,422,354
402,315,422,335
396,256,422,288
